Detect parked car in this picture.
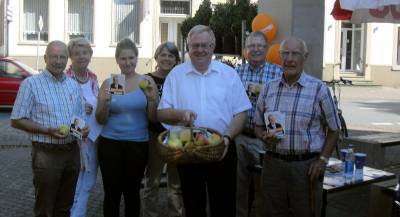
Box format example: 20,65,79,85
0,57,38,107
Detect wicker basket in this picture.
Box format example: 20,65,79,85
157,127,226,164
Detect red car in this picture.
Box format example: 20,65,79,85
0,57,38,107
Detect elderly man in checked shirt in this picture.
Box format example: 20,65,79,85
254,37,340,217
235,31,282,217
10,40,89,217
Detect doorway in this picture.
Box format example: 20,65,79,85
340,22,365,75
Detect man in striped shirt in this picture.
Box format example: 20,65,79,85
254,37,340,217
10,41,88,217
235,31,282,217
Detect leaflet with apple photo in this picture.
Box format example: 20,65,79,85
263,111,285,139
109,74,125,95
70,115,85,140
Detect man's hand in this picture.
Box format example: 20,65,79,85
218,136,230,161
260,129,281,145
48,127,69,139
81,125,90,139
180,110,197,127
308,158,326,181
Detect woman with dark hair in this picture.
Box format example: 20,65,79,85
142,42,183,217
95,38,159,217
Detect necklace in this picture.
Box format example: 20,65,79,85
74,71,89,84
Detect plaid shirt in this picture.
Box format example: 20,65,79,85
11,70,84,144
236,62,282,129
254,72,340,154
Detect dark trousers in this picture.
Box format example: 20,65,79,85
97,136,148,217
177,143,237,217
262,155,323,217
31,141,80,217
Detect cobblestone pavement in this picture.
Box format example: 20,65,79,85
0,119,168,217
0,145,168,217
0,122,387,217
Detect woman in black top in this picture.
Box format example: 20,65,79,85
142,42,183,217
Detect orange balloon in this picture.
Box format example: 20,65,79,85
266,44,281,65
242,48,249,60
251,14,278,43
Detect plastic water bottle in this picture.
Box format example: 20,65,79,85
344,144,355,183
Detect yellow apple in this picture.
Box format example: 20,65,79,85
139,79,149,90
194,133,209,146
179,129,192,144
208,133,222,145
168,138,183,149
59,124,69,135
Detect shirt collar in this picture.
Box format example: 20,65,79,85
280,71,307,87
43,69,67,82
186,60,219,76
248,61,266,72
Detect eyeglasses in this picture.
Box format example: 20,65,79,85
47,55,68,61
279,50,304,59
189,43,213,50
247,44,267,49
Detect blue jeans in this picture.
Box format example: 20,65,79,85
70,139,98,217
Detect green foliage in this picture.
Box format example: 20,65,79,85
232,0,257,37
209,2,234,35
180,0,257,54
181,0,212,39
181,17,197,40
195,0,212,26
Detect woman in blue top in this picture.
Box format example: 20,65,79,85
96,38,158,217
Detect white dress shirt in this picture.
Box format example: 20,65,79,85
159,60,251,134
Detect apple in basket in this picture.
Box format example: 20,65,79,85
179,129,192,145
168,133,183,149
194,133,209,146
208,133,222,145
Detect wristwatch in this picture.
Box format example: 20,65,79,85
319,155,329,164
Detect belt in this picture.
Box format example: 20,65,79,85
32,141,77,151
266,151,319,162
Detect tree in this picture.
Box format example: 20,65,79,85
181,0,257,54
181,0,212,39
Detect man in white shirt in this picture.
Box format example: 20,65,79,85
157,25,251,217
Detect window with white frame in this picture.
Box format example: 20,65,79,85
112,0,139,44
22,0,48,41
68,0,94,42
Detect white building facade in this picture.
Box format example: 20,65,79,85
323,0,400,86
0,0,206,82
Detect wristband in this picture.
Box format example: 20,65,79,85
319,155,329,164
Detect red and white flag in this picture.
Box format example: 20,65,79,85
351,4,400,23
340,0,400,11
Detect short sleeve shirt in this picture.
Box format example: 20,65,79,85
159,60,252,134
254,72,340,154
10,70,84,144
